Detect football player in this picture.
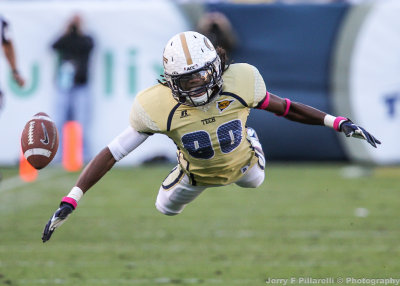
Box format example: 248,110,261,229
42,31,380,242
0,16,25,184
0,15,25,110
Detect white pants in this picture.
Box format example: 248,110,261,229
155,161,265,216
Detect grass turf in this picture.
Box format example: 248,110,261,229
0,163,399,285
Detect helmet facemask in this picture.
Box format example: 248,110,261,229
165,56,222,106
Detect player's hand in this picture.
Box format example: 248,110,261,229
340,120,381,148
12,70,25,87
42,202,74,243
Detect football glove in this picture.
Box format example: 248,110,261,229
340,119,381,148
42,202,74,243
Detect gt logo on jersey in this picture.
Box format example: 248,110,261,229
216,99,235,113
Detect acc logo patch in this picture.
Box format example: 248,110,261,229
216,99,235,113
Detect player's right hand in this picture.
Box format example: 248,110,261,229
12,70,25,87
42,202,74,243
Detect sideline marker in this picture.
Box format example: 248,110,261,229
62,121,83,172
19,152,38,182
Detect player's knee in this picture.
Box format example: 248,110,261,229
236,172,265,188
246,176,265,188
155,202,181,216
251,174,265,188
158,209,180,216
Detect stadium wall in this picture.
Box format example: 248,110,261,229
206,3,349,161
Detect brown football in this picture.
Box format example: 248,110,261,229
21,112,59,169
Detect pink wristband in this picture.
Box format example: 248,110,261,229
333,116,347,131
258,91,270,110
62,196,78,209
276,98,291,117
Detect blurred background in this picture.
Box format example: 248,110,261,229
0,0,399,167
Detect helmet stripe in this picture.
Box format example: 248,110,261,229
179,33,193,65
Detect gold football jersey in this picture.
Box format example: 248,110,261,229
130,63,267,186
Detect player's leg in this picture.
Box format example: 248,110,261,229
235,163,265,188
235,127,266,188
246,127,264,157
155,166,207,216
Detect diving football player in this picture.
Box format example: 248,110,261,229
42,31,380,242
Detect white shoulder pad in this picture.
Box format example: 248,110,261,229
252,65,267,107
107,126,149,161
130,99,160,133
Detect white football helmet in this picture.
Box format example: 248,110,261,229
163,31,223,106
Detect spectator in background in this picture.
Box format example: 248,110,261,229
0,15,25,112
52,14,94,163
0,15,25,183
197,12,237,59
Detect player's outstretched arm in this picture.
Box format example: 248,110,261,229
259,92,381,148
42,147,117,242
3,41,25,87
42,127,149,242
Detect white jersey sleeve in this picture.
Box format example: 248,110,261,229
107,126,149,161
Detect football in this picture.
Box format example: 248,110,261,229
21,112,59,169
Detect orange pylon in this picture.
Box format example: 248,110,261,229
19,152,38,182
62,121,83,172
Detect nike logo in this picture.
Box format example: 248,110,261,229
40,122,49,145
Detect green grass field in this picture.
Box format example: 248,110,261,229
0,163,399,286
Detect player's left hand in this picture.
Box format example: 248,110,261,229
340,120,381,148
42,202,74,243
